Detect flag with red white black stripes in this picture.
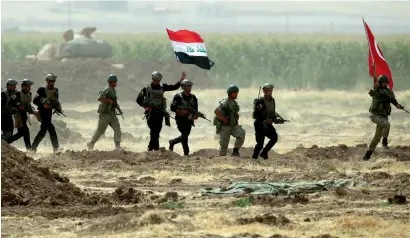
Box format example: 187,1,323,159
166,28,215,70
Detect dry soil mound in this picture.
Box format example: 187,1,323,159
1,141,85,206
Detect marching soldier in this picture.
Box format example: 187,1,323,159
213,85,246,156
362,64,404,160
169,79,198,156
136,71,185,151
31,73,61,153
6,79,35,151
1,79,18,140
87,74,122,150
252,83,285,160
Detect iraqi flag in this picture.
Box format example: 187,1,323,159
362,18,393,90
166,28,215,70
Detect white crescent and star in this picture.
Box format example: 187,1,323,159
374,39,386,61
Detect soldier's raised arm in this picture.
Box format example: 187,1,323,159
163,72,186,91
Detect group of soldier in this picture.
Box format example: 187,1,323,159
2,74,62,152
1,65,405,161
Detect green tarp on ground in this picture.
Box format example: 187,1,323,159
201,180,366,196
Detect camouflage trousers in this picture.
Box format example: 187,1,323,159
218,125,246,156
90,113,121,145
368,114,390,151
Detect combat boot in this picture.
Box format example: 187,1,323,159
362,150,373,161
87,142,94,150
252,153,258,159
259,150,269,160
231,148,240,157
382,138,389,149
169,140,175,151
115,142,122,151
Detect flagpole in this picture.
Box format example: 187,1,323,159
362,17,374,63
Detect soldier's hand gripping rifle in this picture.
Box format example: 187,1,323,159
183,107,212,124
113,101,124,119
142,102,174,126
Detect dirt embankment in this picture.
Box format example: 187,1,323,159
1,59,214,103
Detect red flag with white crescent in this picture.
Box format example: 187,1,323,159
363,18,393,90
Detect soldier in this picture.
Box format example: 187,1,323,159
31,73,61,153
87,74,122,150
362,64,404,160
1,79,18,140
252,83,285,159
136,71,185,151
169,79,198,156
213,85,246,156
6,79,35,151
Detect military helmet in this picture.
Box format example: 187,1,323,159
22,79,34,86
45,73,57,82
378,75,389,83
227,85,239,94
262,83,274,90
107,74,118,83
181,79,193,87
6,79,17,86
152,71,163,81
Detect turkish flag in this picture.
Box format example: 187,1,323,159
363,19,393,90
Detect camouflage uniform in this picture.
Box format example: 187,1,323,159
367,85,397,151
88,85,122,149
213,98,246,156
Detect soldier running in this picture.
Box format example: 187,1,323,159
31,73,61,153
252,83,285,160
1,79,18,141
6,79,35,151
136,71,185,151
169,79,198,156
87,74,122,150
213,85,246,156
362,64,404,160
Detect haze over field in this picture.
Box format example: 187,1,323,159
2,1,410,33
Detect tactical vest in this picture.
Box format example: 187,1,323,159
263,97,276,118
44,86,58,101
1,90,16,114
369,87,393,117
146,84,166,110
213,98,239,126
178,92,196,110
20,91,32,106
98,86,117,114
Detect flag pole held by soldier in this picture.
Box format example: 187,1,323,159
362,64,405,161
136,70,185,151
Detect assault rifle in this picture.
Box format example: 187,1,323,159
180,107,211,124
113,102,124,119
142,103,174,127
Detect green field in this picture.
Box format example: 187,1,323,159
2,33,410,90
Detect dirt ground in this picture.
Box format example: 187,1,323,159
2,141,410,238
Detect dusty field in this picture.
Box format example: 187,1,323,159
2,141,410,238
2,59,410,237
